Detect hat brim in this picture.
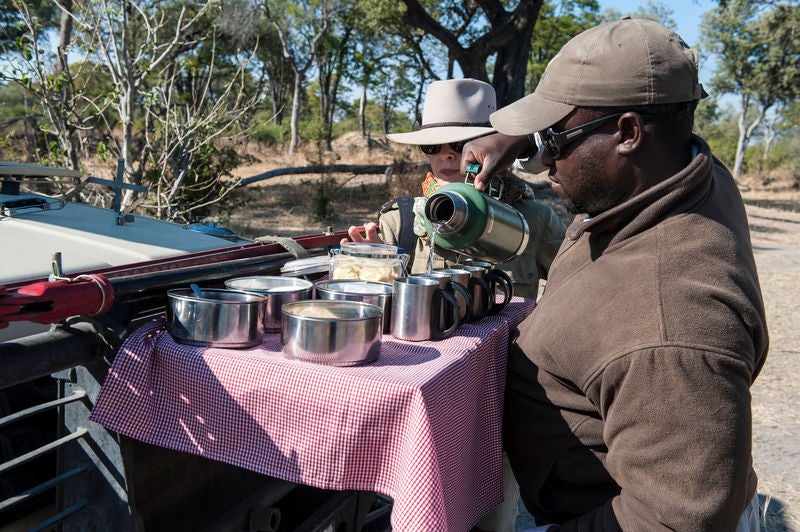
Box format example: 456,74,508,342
387,126,496,145
490,92,575,135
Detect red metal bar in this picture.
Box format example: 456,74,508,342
0,229,352,328
0,275,114,328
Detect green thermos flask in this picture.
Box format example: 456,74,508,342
423,181,530,264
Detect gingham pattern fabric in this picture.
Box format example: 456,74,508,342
90,297,535,531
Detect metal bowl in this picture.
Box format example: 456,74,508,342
166,288,267,348
315,280,393,333
281,300,382,366
224,276,313,332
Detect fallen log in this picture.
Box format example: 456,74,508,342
235,164,391,188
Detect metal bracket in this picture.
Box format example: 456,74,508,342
85,159,148,225
463,162,503,200
0,197,63,216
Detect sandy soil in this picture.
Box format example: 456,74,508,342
228,135,800,530
745,203,800,531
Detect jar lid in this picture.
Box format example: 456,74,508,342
339,242,400,259
280,255,330,276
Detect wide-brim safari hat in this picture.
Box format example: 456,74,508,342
490,17,709,135
387,78,497,145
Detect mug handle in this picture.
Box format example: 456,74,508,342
486,269,513,315
398,253,411,271
448,280,473,324
468,276,493,321
432,289,461,339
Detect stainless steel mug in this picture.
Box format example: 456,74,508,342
391,276,461,341
429,269,476,324
459,264,509,319
416,272,473,327
462,260,514,315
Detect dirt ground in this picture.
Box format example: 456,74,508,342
744,201,800,531
228,134,800,531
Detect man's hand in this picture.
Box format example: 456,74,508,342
460,133,531,191
342,222,381,244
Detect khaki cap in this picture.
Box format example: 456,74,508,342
490,17,708,135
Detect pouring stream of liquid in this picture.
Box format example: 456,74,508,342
426,222,443,274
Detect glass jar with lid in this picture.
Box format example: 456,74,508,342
330,242,409,283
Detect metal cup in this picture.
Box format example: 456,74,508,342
415,272,473,329
458,265,496,320
462,260,514,315
391,277,461,341
428,269,475,324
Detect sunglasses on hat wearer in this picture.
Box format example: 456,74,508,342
539,112,624,160
418,139,470,155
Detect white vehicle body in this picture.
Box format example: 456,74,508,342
0,161,247,340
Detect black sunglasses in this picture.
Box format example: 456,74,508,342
539,113,624,160
419,139,469,155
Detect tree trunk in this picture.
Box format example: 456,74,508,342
56,0,79,170
732,116,748,180
289,71,302,155
269,76,287,124
319,71,332,150
732,96,766,180
121,85,136,209
762,119,776,165
318,29,351,151
413,68,425,127
493,25,535,106
358,81,367,137
400,0,543,107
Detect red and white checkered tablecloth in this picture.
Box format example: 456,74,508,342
90,297,535,531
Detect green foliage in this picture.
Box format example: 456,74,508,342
558,0,680,108
0,82,38,124
0,0,58,52
702,1,799,107
95,140,111,162
700,1,800,178
762,135,800,176
301,117,327,150
695,101,743,169
0,130,15,160
529,1,601,90
352,0,405,33
251,119,289,146
599,0,677,31
757,101,800,176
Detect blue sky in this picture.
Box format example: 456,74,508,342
598,0,717,84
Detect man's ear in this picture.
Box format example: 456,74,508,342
615,112,644,155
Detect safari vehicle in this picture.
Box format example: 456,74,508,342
0,162,387,531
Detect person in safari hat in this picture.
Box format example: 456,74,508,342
460,18,768,531
347,78,566,301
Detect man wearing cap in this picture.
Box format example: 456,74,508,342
462,18,768,531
